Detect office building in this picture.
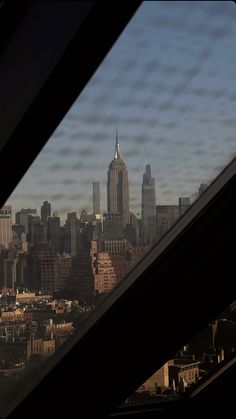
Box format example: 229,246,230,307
27,242,58,293
103,213,124,240
0,206,12,249
156,205,179,240
41,200,51,225
142,164,156,244
93,181,100,215
179,197,190,217
28,215,45,244
69,241,95,300
3,258,17,290
94,252,117,294
107,134,130,227
15,208,37,235
47,215,61,253
58,254,72,289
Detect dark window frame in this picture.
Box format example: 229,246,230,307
0,1,236,418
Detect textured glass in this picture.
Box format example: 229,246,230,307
1,0,236,414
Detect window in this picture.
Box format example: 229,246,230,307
1,1,236,418
123,299,236,409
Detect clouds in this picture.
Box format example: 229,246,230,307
8,1,236,218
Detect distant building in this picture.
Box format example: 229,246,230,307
61,212,79,256
58,254,72,289
107,133,130,227
137,362,169,393
93,181,100,215
21,232,28,253
28,216,45,244
15,208,37,235
124,221,139,246
27,242,58,293
199,183,208,197
69,241,95,300
109,254,130,283
3,258,17,290
0,335,55,365
67,212,78,256
47,215,60,253
90,215,102,246
103,213,124,240
179,197,190,217
104,239,129,255
156,205,179,240
94,252,117,294
16,251,27,288
142,165,156,244
168,359,200,392
41,201,51,225
0,206,12,249
12,224,25,241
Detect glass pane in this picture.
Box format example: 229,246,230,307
1,0,236,414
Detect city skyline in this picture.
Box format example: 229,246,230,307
5,1,236,218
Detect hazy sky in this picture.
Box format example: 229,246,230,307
7,1,236,221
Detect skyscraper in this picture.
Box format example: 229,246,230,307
93,181,100,215
179,197,190,217
156,205,179,240
199,183,208,197
41,200,51,225
107,133,130,227
47,215,61,253
15,208,37,235
0,206,12,249
142,164,156,243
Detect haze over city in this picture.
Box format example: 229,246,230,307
6,1,236,219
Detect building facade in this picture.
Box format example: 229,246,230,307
93,181,100,215
107,135,130,227
156,205,179,240
41,201,51,225
94,252,117,294
141,165,156,244
0,206,12,249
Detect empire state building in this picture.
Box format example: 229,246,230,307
107,134,130,227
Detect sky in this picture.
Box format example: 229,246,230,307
7,1,236,221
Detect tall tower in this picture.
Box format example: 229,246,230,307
142,165,156,243
0,206,12,249
107,133,130,227
93,181,100,215
41,201,51,225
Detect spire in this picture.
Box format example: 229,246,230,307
114,129,120,159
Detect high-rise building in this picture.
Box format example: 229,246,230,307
103,213,124,240
0,206,12,249
15,208,37,235
141,164,156,243
107,133,130,227
94,252,117,294
21,232,28,253
58,254,72,289
93,181,100,215
47,215,60,253
69,241,95,300
41,201,51,225
179,197,190,217
28,215,45,244
3,258,17,290
27,242,58,293
156,205,179,240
